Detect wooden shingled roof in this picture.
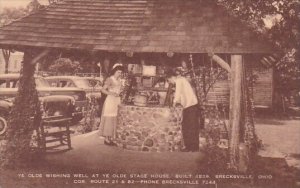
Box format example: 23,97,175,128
0,0,274,53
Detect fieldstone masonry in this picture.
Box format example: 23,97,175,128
116,104,183,152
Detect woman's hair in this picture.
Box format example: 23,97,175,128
110,65,123,75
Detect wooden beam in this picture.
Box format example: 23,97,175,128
207,51,231,73
30,49,51,65
211,55,231,73
229,55,243,170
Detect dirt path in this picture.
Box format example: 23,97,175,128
255,118,300,169
47,118,300,171
46,131,204,174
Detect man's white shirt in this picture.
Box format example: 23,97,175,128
173,76,198,109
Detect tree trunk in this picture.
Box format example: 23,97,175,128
1,50,42,168
228,55,243,170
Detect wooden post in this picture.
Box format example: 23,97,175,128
207,50,231,73
229,55,243,170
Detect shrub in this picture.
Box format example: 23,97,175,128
48,58,83,74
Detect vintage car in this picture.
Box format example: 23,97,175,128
45,76,103,101
0,74,88,122
0,95,75,136
45,76,104,116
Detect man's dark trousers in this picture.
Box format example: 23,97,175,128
182,104,200,151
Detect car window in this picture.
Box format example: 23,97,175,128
46,80,59,87
73,79,90,88
57,80,76,87
35,77,51,87
0,79,18,88
0,80,7,88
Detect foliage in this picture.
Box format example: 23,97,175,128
275,49,299,89
48,58,83,75
193,67,228,103
27,0,43,13
217,0,299,50
0,7,28,27
0,52,42,168
201,105,230,173
82,98,99,133
216,0,300,85
0,0,43,27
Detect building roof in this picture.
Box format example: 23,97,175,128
0,0,274,53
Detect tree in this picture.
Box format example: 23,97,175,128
48,58,83,75
27,0,43,13
217,0,300,83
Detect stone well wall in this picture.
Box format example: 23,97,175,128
116,104,183,152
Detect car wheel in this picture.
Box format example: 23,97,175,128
0,116,8,136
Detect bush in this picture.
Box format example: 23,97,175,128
48,58,83,74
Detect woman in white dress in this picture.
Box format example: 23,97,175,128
99,65,123,146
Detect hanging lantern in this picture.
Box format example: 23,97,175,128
167,52,174,57
126,51,134,57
